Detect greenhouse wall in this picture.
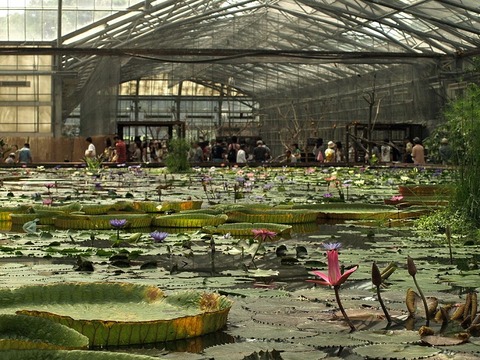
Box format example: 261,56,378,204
258,63,447,158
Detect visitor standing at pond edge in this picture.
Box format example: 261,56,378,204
17,143,32,164
253,140,269,162
411,137,426,165
103,137,115,162
113,136,127,164
439,138,453,165
85,137,96,158
403,137,414,163
324,141,336,162
236,144,247,163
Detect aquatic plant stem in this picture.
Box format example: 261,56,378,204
446,225,453,265
334,285,356,332
375,285,392,324
412,275,430,327
249,239,262,269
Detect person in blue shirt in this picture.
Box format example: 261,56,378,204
17,143,32,164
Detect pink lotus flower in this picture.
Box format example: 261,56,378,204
306,242,358,331
307,242,358,287
252,229,277,242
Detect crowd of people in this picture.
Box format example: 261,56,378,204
308,136,429,165
83,135,169,164
3,143,33,165
1,134,453,166
278,136,451,166
187,137,272,164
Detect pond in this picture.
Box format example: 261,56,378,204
0,164,478,359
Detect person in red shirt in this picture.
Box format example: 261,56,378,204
113,136,127,164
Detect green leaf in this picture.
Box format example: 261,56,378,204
0,314,88,350
353,343,441,359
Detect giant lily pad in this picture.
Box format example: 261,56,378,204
0,206,31,221
203,222,292,236
0,349,160,359
353,343,441,359
53,214,152,230
152,213,228,228
225,208,319,224
157,200,203,212
0,314,89,350
291,203,399,220
0,282,232,347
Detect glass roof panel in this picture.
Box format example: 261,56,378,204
3,0,480,106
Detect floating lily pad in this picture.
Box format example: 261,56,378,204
204,341,326,360
291,203,399,220
152,213,228,228
0,349,160,359
0,282,232,347
350,330,421,344
54,214,152,230
203,223,292,236
352,343,441,359
0,314,89,350
226,208,319,224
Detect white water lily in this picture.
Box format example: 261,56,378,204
22,218,39,234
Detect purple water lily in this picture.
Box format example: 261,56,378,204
110,219,127,228
110,219,127,241
150,231,169,243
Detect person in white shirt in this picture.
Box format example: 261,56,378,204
236,144,247,163
380,138,392,163
5,153,15,164
85,137,96,158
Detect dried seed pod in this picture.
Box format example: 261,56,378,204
435,305,452,323
406,288,418,316
471,292,477,320
461,314,471,329
455,332,470,342
464,293,472,320
451,304,466,321
418,325,434,336
427,297,439,317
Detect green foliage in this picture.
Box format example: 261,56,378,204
0,138,11,160
441,84,480,226
164,138,191,173
414,208,472,237
83,156,103,171
425,83,480,227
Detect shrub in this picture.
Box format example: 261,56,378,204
164,138,191,173
423,82,480,228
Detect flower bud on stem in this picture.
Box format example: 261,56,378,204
407,256,430,327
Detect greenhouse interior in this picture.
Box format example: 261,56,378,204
0,0,479,162
1,1,480,360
